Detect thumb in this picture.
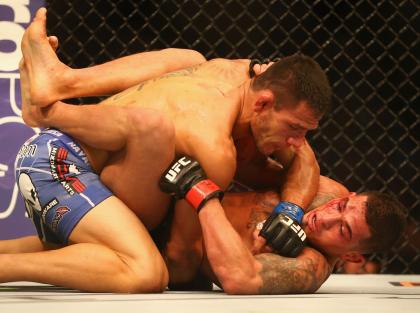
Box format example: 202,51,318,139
251,227,268,254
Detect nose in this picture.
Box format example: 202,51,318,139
320,211,341,229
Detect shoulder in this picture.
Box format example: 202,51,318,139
206,58,247,66
194,143,237,190
199,58,249,78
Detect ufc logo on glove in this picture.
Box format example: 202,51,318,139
164,157,192,182
280,215,307,241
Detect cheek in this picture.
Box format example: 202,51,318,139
313,229,334,246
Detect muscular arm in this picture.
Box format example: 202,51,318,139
198,199,330,294
165,146,237,285
255,248,330,294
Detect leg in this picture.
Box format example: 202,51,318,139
0,236,60,254
0,197,168,293
21,55,176,229
100,110,176,229
21,8,205,107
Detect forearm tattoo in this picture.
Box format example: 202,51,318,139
255,252,330,294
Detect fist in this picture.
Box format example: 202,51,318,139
260,212,307,257
159,156,223,212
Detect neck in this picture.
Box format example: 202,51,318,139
231,80,255,141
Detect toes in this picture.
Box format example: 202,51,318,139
48,36,59,51
29,8,48,39
35,7,47,21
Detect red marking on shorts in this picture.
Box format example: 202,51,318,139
66,176,86,193
57,147,68,161
71,179,86,193
57,164,69,180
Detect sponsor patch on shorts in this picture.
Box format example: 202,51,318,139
41,198,59,222
51,206,70,232
49,146,86,195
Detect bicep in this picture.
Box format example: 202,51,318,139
254,248,331,294
195,147,236,191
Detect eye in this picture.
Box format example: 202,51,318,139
289,124,300,130
337,200,343,212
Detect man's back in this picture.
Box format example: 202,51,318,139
92,59,252,187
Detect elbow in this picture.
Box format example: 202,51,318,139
219,273,260,295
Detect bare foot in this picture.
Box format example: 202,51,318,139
21,8,73,107
19,58,44,127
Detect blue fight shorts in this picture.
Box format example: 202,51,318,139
14,128,113,244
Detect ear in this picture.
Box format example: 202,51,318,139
254,90,275,112
340,251,365,264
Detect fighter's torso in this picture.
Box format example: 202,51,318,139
82,58,292,187
98,59,248,158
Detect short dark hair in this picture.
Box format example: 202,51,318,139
251,54,332,116
360,191,407,253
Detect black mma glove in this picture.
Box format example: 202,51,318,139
159,156,224,212
259,201,307,257
248,58,280,78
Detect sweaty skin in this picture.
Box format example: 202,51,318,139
166,176,351,293
13,8,329,293
22,9,320,229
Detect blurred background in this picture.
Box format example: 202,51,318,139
0,0,418,274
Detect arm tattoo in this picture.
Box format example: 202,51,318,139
137,82,145,91
112,64,202,101
160,64,201,78
255,252,330,294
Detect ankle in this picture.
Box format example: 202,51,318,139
58,66,77,98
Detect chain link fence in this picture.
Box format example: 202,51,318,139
45,0,419,274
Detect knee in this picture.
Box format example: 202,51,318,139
122,253,169,293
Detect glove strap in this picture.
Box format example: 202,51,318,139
185,179,224,212
273,201,304,224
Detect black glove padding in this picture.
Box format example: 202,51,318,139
160,156,204,198
259,212,307,257
159,156,223,212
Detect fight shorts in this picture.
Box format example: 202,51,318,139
14,128,113,244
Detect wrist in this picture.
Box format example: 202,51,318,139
273,201,304,223
185,179,224,212
280,186,309,209
196,197,220,214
